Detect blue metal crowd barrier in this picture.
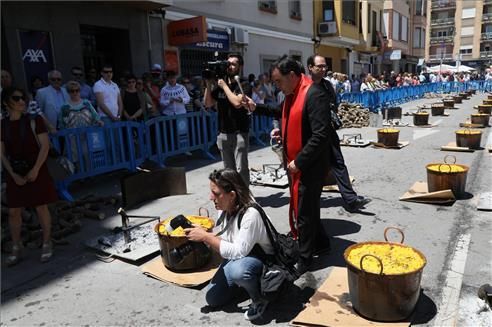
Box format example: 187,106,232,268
50,110,273,200
338,81,490,112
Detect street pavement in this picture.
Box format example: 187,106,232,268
1,92,491,326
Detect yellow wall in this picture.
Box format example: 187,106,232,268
313,0,360,41
335,0,359,40
316,44,347,73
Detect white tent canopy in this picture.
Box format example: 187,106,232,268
426,64,455,73
426,64,476,73
453,64,476,72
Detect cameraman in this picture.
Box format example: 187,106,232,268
204,53,252,185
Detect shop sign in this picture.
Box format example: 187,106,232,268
390,50,402,60
359,53,371,64
164,50,179,73
187,30,229,51
19,30,54,86
168,16,207,46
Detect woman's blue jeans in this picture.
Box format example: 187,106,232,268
205,256,263,307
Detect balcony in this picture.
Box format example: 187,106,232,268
430,17,454,26
430,35,454,44
428,53,454,61
481,32,492,40
483,13,492,22
431,0,456,10
480,51,492,58
485,0,492,5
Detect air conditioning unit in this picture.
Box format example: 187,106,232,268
318,21,337,36
232,27,249,45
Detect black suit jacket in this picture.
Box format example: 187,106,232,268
255,83,334,184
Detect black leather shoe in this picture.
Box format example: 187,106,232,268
346,196,372,213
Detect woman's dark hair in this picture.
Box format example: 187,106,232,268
227,52,244,66
1,87,26,112
209,168,254,211
271,54,303,77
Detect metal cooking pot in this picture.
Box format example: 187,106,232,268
155,208,214,271
471,113,490,127
344,227,426,322
431,105,445,116
442,99,454,108
413,110,429,126
426,155,469,198
478,105,492,115
377,128,400,146
455,129,482,149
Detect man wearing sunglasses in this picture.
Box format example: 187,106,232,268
306,54,371,213
68,66,95,107
93,64,123,124
35,70,69,133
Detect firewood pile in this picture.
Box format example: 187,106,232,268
423,93,444,99
1,187,120,252
338,102,370,128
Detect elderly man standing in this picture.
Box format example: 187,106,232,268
35,70,69,132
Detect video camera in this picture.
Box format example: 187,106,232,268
202,60,230,80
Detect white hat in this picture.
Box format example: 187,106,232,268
152,64,162,71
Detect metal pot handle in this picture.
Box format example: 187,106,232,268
444,155,456,164
360,254,384,275
198,207,209,217
438,164,452,173
384,226,405,244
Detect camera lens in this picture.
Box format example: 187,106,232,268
169,242,195,266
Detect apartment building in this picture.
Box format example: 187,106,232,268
1,1,172,91
166,0,314,77
381,0,412,73
356,0,385,76
313,0,359,75
426,0,489,71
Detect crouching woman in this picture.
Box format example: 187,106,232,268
185,168,273,321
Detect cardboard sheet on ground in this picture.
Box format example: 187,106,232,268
408,123,439,128
141,252,222,287
323,176,355,192
440,142,475,153
290,267,409,327
477,192,492,211
399,181,455,204
371,141,409,149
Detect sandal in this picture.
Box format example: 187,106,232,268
6,244,24,267
40,241,53,263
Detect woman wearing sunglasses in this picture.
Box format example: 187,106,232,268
1,87,57,266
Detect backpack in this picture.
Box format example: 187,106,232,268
236,203,300,301
320,79,343,130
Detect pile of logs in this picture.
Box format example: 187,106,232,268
338,102,370,128
423,93,444,99
1,190,120,252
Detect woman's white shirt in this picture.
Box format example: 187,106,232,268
217,206,274,260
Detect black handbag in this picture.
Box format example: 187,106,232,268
10,159,32,176
29,119,75,181
236,204,300,301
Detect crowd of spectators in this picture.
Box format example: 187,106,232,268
1,64,491,131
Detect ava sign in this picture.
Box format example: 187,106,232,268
19,30,54,86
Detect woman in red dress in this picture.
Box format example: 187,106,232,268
1,87,58,266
